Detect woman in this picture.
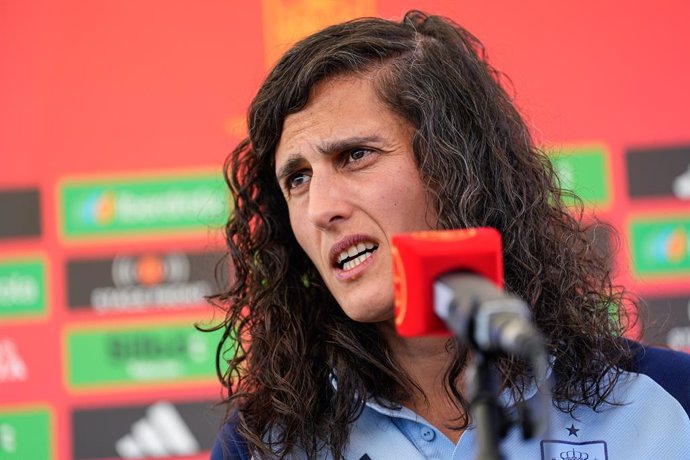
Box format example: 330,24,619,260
210,11,690,459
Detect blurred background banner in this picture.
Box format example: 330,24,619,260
1,0,689,458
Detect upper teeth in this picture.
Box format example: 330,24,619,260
337,242,376,265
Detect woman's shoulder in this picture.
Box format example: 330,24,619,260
623,339,690,417
211,412,250,460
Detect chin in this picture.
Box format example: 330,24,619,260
341,302,395,324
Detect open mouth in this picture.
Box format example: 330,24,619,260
336,242,378,271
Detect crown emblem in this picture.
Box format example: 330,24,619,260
559,448,589,460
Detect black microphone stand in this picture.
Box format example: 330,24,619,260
435,275,550,460
467,350,508,460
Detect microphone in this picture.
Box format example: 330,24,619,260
392,228,550,443
391,227,541,358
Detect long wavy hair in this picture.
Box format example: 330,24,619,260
210,10,636,459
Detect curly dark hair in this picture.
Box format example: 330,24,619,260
209,10,637,459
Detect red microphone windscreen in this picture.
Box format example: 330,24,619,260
392,227,503,337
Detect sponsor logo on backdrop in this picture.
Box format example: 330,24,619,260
66,322,225,388
675,166,690,199
115,402,199,458
649,227,687,264
0,258,47,318
0,338,28,383
72,400,220,459
626,145,690,200
59,172,227,239
81,190,116,226
642,295,690,352
549,146,611,208
629,216,690,276
0,326,61,405
0,408,51,458
0,423,15,454
67,250,223,312
0,188,41,240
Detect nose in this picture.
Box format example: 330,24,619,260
306,170,351,229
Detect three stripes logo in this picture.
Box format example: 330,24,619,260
0,338,28,383
72,399,221,459
114,402,199,458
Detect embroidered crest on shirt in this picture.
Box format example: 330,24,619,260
541,440,608,460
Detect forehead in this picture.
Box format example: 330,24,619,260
274,75,413,165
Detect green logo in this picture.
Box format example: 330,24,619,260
0,259,47,318
59,172,228,239
0,408,52,459
629,216,690,276
549,146,611,207
67,322,227,388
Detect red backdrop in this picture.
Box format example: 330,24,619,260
1,1,689,458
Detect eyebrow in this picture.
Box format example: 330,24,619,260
316,135,386,155
276,156,305,184
275,135,386,182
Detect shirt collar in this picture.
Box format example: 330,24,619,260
331,357,553,421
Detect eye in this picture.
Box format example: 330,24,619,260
347,148,373,163
287,171,310,191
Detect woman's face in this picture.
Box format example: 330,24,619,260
274,75,437,323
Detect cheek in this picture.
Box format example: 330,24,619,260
386,180,431,229
288,211,307,249
289,212,320,268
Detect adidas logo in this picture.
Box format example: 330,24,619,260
0,338,28,382
115,402,200,457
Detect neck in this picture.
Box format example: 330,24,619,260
379,322,468,443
